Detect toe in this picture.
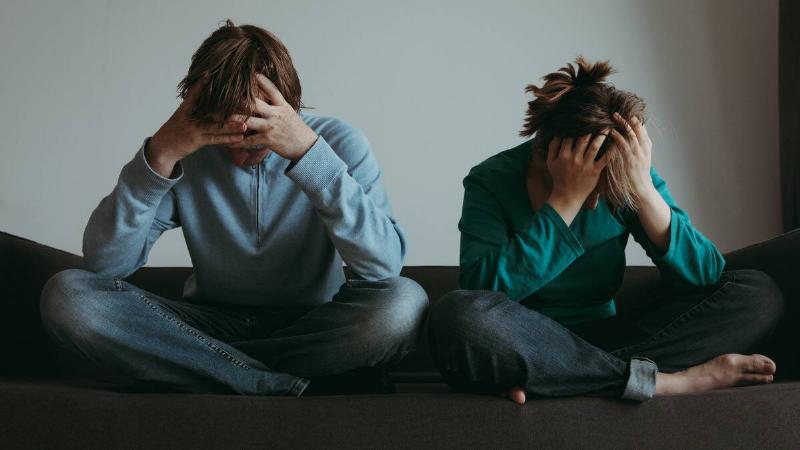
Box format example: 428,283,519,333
508,387,526,405
749,354,776,374
739,373,774,385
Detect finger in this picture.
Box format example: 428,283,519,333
609,129,629,155
227,113,249,123
595,146,615,170
586,130,609,162
613,112,637,142
245,115,270,132
560,137,575,158
202,120,247,134
547,136,561,163
574,133,592,159
256,73,288,106
205,133,244,145
254,97,280,118
226,134,263,148
205,112,250,124
630,116,651,149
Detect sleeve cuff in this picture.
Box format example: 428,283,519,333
538,203,584,256
121,139,183,206
285,136,347,194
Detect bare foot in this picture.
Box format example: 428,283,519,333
503,387,526,405
656,354,776,395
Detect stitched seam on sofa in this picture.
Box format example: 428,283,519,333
610,278,736,358
136,293,251,370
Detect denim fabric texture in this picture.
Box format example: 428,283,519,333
40,269,428,396
428,269,784,401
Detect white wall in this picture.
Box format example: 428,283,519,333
0,0,781,267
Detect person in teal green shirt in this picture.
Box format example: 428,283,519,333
428,57,784,403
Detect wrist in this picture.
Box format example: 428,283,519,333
145,137,181,178
148,133,181,161
289,131,319,162
637,184,661,207
546,190,583,225
548,189,584,209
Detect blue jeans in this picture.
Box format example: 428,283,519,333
428,269,784,401
40,269,428,396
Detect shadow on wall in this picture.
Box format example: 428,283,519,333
629,0,780,250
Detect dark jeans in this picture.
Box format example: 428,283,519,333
40,269,428,396
428,269,784,401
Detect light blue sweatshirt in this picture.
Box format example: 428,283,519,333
82,113,406,307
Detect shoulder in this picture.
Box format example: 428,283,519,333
464,140,531,190
302,112,371,164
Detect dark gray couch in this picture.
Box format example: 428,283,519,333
2,230,800,449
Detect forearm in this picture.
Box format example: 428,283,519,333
629,169,725,286
636,185,672,253
460,204,584,300
287,137,404,279
83,201,162,277
313,191,405,279
83,143,180,277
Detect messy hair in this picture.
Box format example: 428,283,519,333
520,56,646,210
178,20,304,125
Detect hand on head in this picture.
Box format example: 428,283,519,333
545,113,654,218
148,73,318,169
145,77,250,176
225,74,318,162
545,130,612,214
609,112,654,199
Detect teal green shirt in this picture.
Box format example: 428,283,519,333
458,140,725,327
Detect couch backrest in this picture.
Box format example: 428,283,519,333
2,231,664,377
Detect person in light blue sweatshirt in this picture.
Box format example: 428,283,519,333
39,20,428,396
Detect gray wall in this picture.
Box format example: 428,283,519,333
0,0,780,267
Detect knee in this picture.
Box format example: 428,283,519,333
428,290,505,344
40,269,110,343
724,269,785,332
364,277,429,344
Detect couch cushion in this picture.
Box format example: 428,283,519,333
2,379,799,449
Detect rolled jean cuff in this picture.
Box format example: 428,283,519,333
290,377,311,397
622,357,658,401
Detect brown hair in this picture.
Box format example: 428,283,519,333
520,56,646,210
178,20,304,125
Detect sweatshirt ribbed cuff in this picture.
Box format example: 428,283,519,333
285,136,346,194
122,139,183,206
